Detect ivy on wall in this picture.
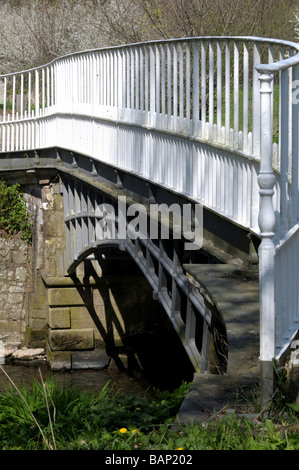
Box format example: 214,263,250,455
0,180,32,244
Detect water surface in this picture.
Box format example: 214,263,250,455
0,361,154,398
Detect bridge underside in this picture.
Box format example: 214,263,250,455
0,146,261,266
0,147,261,397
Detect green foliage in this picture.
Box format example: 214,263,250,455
0,377,191,450
0,374,298,450
0,179,32,243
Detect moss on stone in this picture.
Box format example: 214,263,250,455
21,326,48,349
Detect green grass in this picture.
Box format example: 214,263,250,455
0,368,298,451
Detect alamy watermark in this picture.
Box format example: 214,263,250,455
94,196,203,251
292,81,299,104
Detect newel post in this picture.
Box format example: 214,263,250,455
257,71,277,403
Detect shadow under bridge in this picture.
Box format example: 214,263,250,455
59,171,228,383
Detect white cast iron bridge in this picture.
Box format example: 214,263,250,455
1,36,299,401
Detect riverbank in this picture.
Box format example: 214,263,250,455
0,356,154,398
0,367,298,451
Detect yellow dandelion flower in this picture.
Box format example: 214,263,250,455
131,429,137,433
119,428,128,434
175,447,183,450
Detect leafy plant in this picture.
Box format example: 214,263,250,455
0,179,32,243
0,369,298,451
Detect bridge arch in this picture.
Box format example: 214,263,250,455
60,170,228,375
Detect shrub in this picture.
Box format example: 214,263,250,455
0,180,32,243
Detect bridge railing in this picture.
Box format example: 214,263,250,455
256,53,299,363
1,37,299,233
52,37,299,156
1,37,298,155
1,36,299,364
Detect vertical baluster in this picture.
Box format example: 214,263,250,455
99,53,103,107
28,72,31,117
126,49,130,110
35,70,39,118
289,236,294,334
156,44,160,125
88,54,92,106
114,50,118,110
161,44,166,126
201,41,206,138
81,56,84,105
208,41,214,139
140,47,144,114
150,45,155,125
167,44,172,126
277,46,284,170
192,40,200,136
284,244,290,339
90,54,94,112
280,68,289,237
257,70,276,398
42,69,45,115
135,48,139,113
12,76,16,121
103,52,108,106
145,47,149,116
103,52,106,106
131,48,134,111
32,109,35,149
11,111,14,150
121,49,126,113
243,42,249,152
268,45,275,141
24,110,27,149
71,58,75,112
252,43,261,155
15,116,19,151
51,64,54,107
47,67,50,111
2,77,7,124
19,107,23,149
1,117,5,151
179,42,184,127
7,114,10,152
108,51,113,109
288,52,294,187
186,42,191,129
95,53,100,110
84,55,88,104
216,41,222,141
27,113,30,150
234,42,239,148
292,64,299,224
275,252,283,348
173,43,178,129
66,59,70,108
21,73,25,121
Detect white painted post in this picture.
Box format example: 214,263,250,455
257,71,277,402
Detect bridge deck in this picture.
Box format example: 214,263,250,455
179,264,260,420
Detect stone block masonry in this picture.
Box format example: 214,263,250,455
0,236,32,351
44,273,155,371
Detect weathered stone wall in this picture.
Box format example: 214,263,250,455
0,236,32,351
0,180,67,355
